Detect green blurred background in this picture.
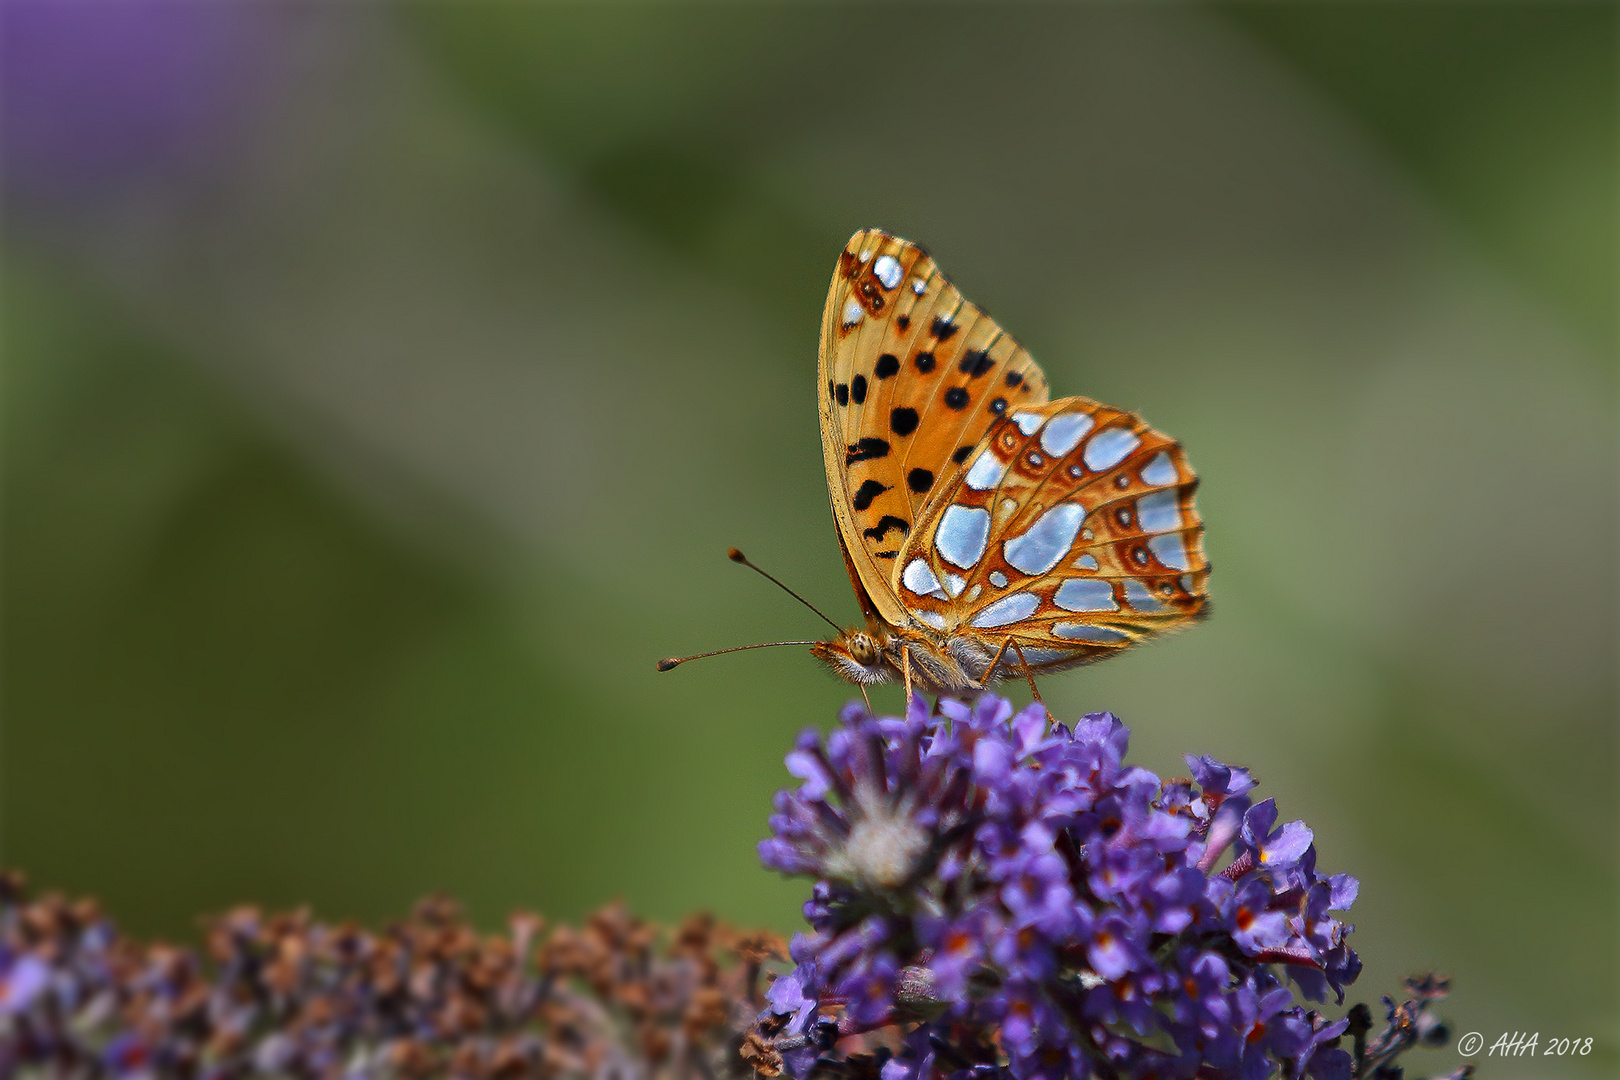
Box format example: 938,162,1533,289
2,4,1614,1077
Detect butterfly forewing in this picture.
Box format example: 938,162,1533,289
893,398,1209,668
820,230,1049,628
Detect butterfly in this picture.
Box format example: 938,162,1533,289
809,229,1208,697
660,229,1208,698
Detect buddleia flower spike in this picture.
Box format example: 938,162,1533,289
750,694,1468,1080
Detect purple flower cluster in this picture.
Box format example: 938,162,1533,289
758,696,1362,1080
0,874,775,1080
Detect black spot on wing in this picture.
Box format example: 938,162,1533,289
907,468,934,493
851,374,868,404
959,349,993,377
896,315,911,331
836,383,849,406
944,387,969,410
862,515,909,541
990,397,1007,414
846,438,890,463
890,407,919,436
853,479,888,511
1005,371,1023,387
875,353,900,379
931,315,959,342
914,351,936,373
952,445,974,464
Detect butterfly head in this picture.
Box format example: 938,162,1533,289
812,629,894,686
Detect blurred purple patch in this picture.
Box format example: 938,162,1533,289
2,0,289,199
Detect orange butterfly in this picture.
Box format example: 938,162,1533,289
662,229,1208,698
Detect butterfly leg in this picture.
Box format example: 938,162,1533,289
980,635,1016,692
902,645,915,707
1008,639,1051,724
859,683,874,715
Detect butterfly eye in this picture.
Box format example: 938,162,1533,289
848,635,880,666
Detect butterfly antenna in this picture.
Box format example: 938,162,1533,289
726,548,844,634
656,640,819,672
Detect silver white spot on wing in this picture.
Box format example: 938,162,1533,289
1002,503,1086,576
1140,451,1178,486
1039,412,1095,457
1137,490,1181,534
842,299,864,328
858,249,872,263
1148,533,1190,570
1011,411,1043,436
944,572,967,598
964,451,1008,491
1083,428,1140,472
873,254,902,290
936,505,990,569
911,278,927,295
1074,554,1099,571
989,571,1009,589
1124,579,1169,613
970,591,1040,628
917,610,948,630
903,558,944,598
1053,623,1130,644
1054,578,1118,612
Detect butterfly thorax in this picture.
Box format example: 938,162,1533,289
812,625,998,695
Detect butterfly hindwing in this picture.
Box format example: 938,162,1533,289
892,398,1209,668
819,229,1049,628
